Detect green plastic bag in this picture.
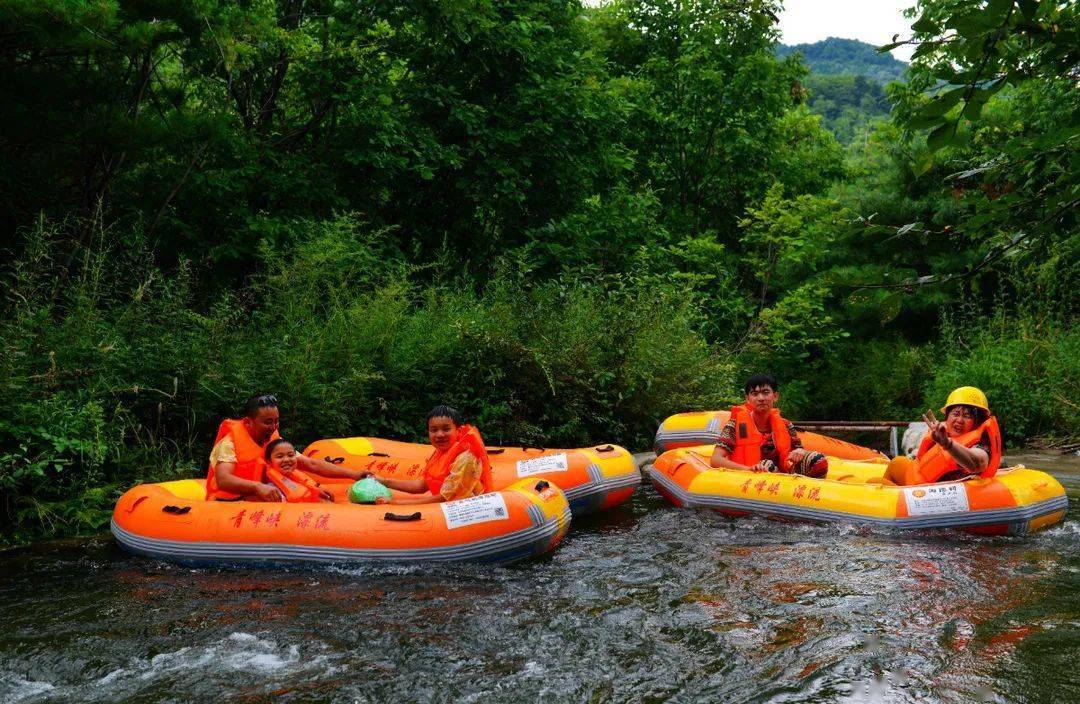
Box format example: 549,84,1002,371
348,477,393,504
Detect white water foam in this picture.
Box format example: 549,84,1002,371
0,676,56,703
78,631,317,700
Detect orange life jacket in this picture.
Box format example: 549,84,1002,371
205,418,280,500
728,404,793,470
424,424,493,496
916,416,1002,482
265,465,325,503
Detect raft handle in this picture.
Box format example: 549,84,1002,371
323,456,345,465
161,505,191,515
594,444,614,452
534,480,550,492
486,448,506,455
383,511,422,522
367,452,390,458
125,496,150,513
522,444,546,452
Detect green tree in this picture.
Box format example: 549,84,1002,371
591,0,818,240
882,0,1078,297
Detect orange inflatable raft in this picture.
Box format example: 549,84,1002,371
302,437,640,516
654,410,886,460
648,446,1067,535
111,477,571,565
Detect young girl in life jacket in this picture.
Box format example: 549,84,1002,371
264,439,334,503
361,406,493,504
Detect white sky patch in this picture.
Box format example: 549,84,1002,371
779,0,917,61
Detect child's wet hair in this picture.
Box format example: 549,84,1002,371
427,405,464,426
264,438,293,461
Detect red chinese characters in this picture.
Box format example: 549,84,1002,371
296,511,314,529
230,510,246,528
314,514,331,531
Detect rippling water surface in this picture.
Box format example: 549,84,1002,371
1,452,1078,703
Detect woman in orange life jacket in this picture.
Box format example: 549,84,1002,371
886,386,1002,485
361,405,493,504
709,374,829,478
206,394,363,501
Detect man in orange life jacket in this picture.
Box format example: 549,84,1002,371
205,394,363,501
709,374,829,477
886,386,1002,485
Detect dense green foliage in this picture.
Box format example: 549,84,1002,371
0,0,1076,544
802,74,892,144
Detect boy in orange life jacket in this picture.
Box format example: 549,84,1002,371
709,374,828,477
361,405,493,504
206,394,364,501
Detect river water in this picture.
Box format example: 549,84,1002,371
1,452,1077,703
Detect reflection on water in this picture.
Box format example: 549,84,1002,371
1,455,1077,703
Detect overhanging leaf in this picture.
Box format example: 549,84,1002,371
926,122,956,152
912,16,940,34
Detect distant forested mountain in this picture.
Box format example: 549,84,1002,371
777,37,907,82
777,38,907,144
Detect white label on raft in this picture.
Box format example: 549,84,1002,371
903,484,970,515
515,453,569,477
441,493,511,529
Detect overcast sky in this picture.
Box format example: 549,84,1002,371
779,0,917,61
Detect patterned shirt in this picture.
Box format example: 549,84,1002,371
209,436,238,466
438,450,486,501
717,417,803,466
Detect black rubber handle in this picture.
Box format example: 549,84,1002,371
162,505,191,515
522,444,546,452
383,511,422,522
594,445,614,452
323,456,345,465
486,448,506,455
534,480,550,492
367,452,390,458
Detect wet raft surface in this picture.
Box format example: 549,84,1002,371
1,453,1078,703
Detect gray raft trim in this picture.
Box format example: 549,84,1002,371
654,431,719,453
112,506,571,564
647,467,1068,530
562,466,641,504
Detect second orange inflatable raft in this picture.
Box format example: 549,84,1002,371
303,437,641,516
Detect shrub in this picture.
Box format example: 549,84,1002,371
0,216,736,545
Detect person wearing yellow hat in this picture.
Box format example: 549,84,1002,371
885,387,1002,485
